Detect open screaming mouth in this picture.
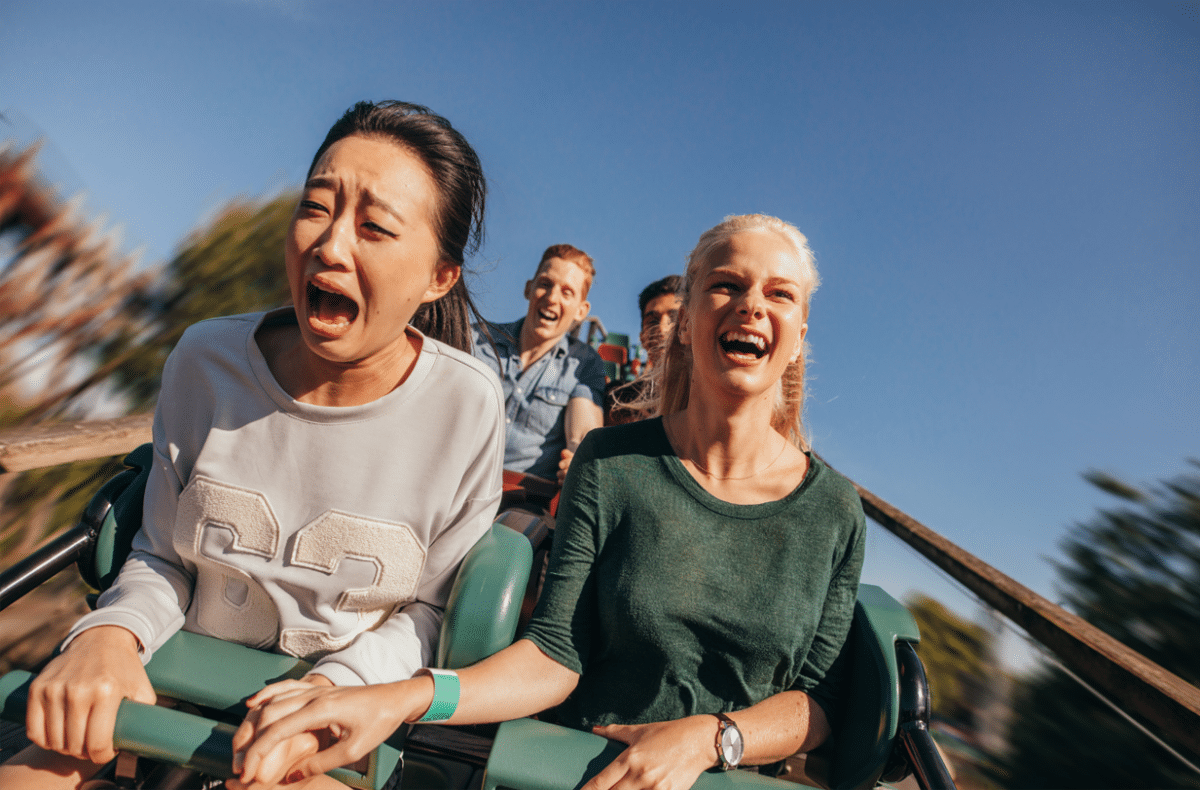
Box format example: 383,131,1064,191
719,331,768,359
307,282,359,328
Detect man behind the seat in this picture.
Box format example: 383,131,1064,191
473,244,605,483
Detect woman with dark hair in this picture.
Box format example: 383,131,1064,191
307,100,489,351
0,101,504,790
232,214,866,790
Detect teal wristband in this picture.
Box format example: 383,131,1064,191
418,669,460,722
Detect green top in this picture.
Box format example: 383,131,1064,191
523,418,866,729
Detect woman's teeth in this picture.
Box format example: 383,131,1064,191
719,331,768,359
307,282,359,327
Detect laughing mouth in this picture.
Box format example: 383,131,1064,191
537,309,560,323
719,330,768,359
307,281,359,330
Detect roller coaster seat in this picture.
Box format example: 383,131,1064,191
478,585,921,790
0,445,941,790
0,444,534,789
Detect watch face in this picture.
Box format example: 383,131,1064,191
721,722,744,766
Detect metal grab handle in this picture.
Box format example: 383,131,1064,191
0,462,142,610
0,524,95,611
0,665,400,789
895,641,957,790
0,670,237,777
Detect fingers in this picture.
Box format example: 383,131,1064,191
234,695,327,775
558,450,575,485
237,704,335,783
80,696,116,764
240,731,357,789
245,679,320,709
280,747,356,785
23,626,151,763
237,732,322,789
581,758,627,790
235,681,323,763
231,705,263,772
27,674,118,762
583,726,639,790
583,719,715,790
24,676,49,752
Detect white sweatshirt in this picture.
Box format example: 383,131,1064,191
66,309,505,686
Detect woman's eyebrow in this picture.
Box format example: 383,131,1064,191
304,175,338,191
361,191,407,225
705,266,737,277
303,177,407,225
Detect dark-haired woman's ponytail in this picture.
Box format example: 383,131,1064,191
411,278,485,354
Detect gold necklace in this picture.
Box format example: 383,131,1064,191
665,417,789,481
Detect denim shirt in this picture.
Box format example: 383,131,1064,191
472,319,606,480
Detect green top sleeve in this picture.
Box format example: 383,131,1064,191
521,428,605,675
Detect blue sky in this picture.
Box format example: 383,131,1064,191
4,1,1197,667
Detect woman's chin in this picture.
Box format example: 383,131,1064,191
297,324,363,365
699,359,782,400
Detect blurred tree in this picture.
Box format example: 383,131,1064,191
907,595,993,728
0,147,296,670
998,462,1200,789
0,141,153,424
99,193,296,410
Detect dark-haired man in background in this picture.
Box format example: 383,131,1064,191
607,274,683,424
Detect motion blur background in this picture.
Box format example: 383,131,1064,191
1,2,1197,786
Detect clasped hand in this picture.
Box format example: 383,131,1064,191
585,716,719,790
230,681,719,790
230,678,420,788
25,625,156,764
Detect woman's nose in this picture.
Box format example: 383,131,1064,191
315,218,353,269
737,291,765,318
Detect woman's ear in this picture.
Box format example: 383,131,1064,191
790,323,807,363
422,261,462,303
677,311,691,346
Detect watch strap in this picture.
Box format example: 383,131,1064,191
417,668,460,722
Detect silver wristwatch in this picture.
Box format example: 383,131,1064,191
714,713,744,771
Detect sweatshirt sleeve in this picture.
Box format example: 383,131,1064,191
61,355,197,663
308,479,502,686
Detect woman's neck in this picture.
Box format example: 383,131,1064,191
664,387,808,505
257,322,422,407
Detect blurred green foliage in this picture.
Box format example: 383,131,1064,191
0,193,297,672
998,462,1200,789
907,594,993,727
99,193,296,410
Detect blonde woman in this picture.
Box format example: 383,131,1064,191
232,215,866,790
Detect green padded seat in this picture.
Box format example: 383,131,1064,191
0,441,535,789
1,442,927,790
483,718,791,790
479,584,920,790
